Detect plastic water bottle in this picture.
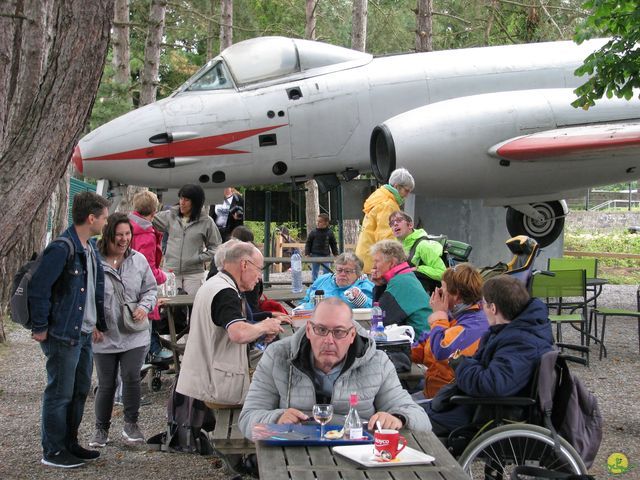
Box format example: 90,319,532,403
344,392,363,440
374,320,387,342
291,250,303,293
370,302,383,338
165,269,177,296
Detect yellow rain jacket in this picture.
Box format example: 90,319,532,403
355,185,402,273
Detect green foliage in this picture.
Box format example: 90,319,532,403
564,229,640,284
573,0,640,108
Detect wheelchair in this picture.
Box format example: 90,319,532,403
443,350,588,479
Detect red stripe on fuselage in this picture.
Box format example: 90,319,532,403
497,129,640,161
84,125,287,161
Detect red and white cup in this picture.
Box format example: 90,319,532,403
373,429,407,461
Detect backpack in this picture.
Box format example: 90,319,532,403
537,351,603,469
10,236,75,329
147,376,215,455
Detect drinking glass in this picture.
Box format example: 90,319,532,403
312,404,334,440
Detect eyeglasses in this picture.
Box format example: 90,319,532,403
309,322,354,339
388,218,407,226
244,259,265,271
335,267,356,274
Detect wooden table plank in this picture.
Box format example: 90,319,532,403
308,445,368,480
256,443,290,479
411,431,470,480
285,446,316,480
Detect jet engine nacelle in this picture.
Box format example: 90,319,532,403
370,88,640,246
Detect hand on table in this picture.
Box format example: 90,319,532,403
368,412,403,431
271,312,292,324
277,408,309,425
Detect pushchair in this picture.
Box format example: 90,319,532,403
480,235,540,290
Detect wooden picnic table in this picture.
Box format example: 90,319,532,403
255,429,470,480
157,294,195,372
263,287,306,308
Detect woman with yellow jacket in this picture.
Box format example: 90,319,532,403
355,168,414,273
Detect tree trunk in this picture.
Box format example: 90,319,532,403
139,0,167,107
305,0,318,41
112,0,132,105
343,220,360,251
206,0,217,60
304,180,320,242
415,0,433,52
219,0,233,52
0,1,113,340
49,166,71,238
351,0,368,52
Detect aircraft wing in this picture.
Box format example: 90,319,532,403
490,122,640,163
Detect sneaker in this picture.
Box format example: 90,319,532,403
89,428,109,448
122,422,145,443
41,450,85,468
68,443,100,460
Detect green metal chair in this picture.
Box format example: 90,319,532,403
547,257,600,304
531,269,590,364
590,287,640,360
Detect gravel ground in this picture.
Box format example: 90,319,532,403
1,282,638,479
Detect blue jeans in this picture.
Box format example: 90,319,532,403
40,333,93,456
310,254,332,281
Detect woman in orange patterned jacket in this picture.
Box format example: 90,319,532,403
411,263,489,399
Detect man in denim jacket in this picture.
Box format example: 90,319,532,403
29,192,110,468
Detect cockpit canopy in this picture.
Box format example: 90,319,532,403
182,36,372,92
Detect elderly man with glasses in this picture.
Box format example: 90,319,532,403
299,252,374,310
238,297,431,439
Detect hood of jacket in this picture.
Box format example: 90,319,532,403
504,298,553,344
362,186,398,215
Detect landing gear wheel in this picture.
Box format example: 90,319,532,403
458,424,586,479
506,201,565,248
151,377,162,392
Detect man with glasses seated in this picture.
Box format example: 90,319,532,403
238,297,431,439
299,252,374,310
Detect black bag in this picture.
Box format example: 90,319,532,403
376,340,411,373
511,465,595,479
147,376,215,455
538,351,603,469
430,381,462,412
10,237,75,329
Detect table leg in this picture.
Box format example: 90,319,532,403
167,307,180,373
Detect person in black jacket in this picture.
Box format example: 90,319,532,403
209,187,244,242
305,213,339,281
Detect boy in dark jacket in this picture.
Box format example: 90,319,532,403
424,275,554,436
305,213,338,281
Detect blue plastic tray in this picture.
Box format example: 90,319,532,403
253,423,374,446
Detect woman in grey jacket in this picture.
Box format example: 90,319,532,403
153,184,221,295
90,214,157,448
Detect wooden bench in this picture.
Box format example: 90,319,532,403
207,406,255,474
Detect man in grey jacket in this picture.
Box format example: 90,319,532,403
238,298,431,439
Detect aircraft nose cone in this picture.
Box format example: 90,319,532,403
72,145,83,174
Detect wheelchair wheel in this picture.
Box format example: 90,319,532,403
458,424,586,479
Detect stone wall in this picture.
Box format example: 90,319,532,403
566,210,640,233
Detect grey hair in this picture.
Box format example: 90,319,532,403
214,239,240,269
388,168,415,191
334,252,364,275
224,241,262,265
370,239,407,264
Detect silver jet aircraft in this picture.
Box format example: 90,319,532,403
74,36,640,246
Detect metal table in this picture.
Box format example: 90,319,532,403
255,429,470,480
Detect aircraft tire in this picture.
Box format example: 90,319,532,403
506,201,565,248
